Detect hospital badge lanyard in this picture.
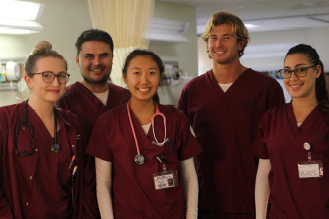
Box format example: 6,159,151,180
298,142,323,178
127,100,179,190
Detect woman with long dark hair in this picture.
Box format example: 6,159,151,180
253,44,329,218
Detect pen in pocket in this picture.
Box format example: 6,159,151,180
69,155,75,169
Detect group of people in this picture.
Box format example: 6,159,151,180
0,10,328,219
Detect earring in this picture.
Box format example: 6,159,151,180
316,75,320,78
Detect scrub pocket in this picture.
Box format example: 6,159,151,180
58,159,72,188
310,206,329,218
113,202,145,219
169,205,185,218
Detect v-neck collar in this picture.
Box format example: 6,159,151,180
127,103,167,152
208,68,250,100
287,101,322,137
27,104,61,147
127,104,153,147
75,82,112,111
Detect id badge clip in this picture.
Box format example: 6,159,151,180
298,142,323,178
153,155,179,190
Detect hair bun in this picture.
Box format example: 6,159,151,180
33,40,52,54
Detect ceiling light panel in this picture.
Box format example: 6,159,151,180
0,0,44,20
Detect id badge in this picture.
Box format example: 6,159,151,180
298,160,323,178
153,170,179,190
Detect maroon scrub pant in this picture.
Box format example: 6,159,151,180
198,208,255,219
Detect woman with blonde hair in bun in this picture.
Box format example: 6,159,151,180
0,41,98,218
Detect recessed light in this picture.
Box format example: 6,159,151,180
0,0,44,20
245,24,258,28
0,27,39,35
302,2,318,7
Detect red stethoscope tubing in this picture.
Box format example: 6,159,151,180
127,100,141,155
127,100,168,156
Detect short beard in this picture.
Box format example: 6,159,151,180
82,74,109,85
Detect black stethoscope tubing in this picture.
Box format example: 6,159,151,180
15,99,35,156
15,99,61,156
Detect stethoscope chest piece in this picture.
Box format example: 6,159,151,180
135,154,145,165
50,143,61,154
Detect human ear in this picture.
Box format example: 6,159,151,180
316,65,321,78
238,39,246,51
75,56,80,67
24,74,33,89
123,73,128,84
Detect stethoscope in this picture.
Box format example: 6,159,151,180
15,99,61,156
127,100,169,165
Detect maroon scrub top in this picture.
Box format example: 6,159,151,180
252,102,329,218
177,69,285,214
57,81,130,218
86,103,203,219
57,81,130,139
0,102,95,219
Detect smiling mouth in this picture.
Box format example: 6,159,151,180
91,68,104,73
215,51,226,54
47,90,60,93
290,84,303,88
138,88,150,92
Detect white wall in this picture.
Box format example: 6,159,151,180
150,1,198,105
0,0,198,106
0,0,92,106
198,26,329,73
244,27,329,71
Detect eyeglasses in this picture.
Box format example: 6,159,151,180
31,71,70,84
277,65,315,79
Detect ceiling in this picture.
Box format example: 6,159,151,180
157,0,329,34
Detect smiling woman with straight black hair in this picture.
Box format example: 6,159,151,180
87,49,203,219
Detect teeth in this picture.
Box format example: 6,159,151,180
291,84,302,88
139,88,150,92
215,51,225,54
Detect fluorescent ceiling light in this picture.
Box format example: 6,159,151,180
245,24,258,28
0,0,44,21
0,27,38,34
149,18,190,43
0,18,43,30
0,0,44,35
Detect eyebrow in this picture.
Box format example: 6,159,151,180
210,33,233,37
42,71,67,74
284,63,307,69
84,52,109,56
131,67,158,70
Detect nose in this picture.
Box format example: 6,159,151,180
140,73,149,84
93,56,101,66
215,38,223,47
52,75,60,86
290,70,299,81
